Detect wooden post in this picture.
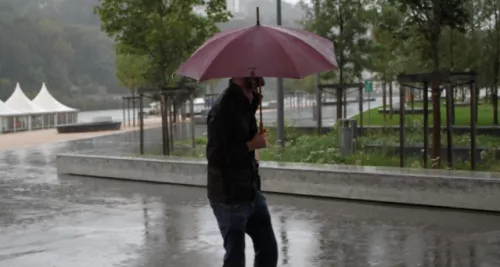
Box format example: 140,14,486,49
389,82,393,118
132,92,136,127
127,98,131,127
139,94,144,155
162,94,169,156
399,85,406,167
423,82,429,168
358,85,364,136
445,83,453,168
470,81,477,170
122,98,126,128
190,92,195,149
382,81,387,121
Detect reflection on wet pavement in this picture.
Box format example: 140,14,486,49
1,132,500,267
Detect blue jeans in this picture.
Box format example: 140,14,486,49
210,192,278,267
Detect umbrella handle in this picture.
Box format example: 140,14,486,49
258,84,264,133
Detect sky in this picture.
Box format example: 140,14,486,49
285,0,309,4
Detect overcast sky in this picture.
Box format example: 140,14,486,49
284,0,308,5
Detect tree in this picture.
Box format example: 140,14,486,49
115,52,148,94
393,0,470,167
284,75,317,93
95,0,230,88
299,0,374,120
481,0,500,124
370,2,406,119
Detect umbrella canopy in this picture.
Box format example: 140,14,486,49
176,24,338,81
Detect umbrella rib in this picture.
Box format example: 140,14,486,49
263,27,301,78
269,26,337,69
197,28,251,81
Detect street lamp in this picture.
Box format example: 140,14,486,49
276,0,285,148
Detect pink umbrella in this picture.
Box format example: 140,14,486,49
176,8,338,131
176,10,337,81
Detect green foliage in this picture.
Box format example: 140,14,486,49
299,0,375,83
115,51,148,93
95,0,231,86
353,103,500,126
166,126,499,171
386,0,470,69
283,75,317,93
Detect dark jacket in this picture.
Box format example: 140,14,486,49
206,82,261,203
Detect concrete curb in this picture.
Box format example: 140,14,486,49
56,153,500,212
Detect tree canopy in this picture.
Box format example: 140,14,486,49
95,0,230,87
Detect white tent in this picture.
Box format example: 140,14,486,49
0,100,25,134
32,83,77,112
31,83,78,127
5,83,48,131
0,100,19,116
5,83,46,114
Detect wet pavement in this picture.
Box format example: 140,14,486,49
2,130,500,266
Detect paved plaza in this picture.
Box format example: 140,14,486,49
1,101,500,266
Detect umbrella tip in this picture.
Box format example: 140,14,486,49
256,7,260,25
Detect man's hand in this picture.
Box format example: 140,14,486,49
247,131,268,151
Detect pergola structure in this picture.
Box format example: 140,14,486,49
396,71,478,170
316,83,365,135
121,95,139,127
136,85,197,155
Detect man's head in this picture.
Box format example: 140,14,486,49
231,77,265,91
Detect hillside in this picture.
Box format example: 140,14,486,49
0,0,305,110
0,0,122,110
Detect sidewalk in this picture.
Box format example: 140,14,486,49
0,117,162,151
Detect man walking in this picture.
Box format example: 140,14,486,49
206,77,278,267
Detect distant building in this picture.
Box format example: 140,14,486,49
226,0,240,13
194,0,244,17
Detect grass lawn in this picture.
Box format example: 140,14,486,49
353,103,500,126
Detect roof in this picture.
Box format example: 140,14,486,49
0,99,22,116
5,83,47,114
32,83,77,112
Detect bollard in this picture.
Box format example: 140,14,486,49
339,119,355,156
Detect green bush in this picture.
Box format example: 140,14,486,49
163,124,499,172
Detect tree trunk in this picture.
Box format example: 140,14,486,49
173,99,178,123
389,82,393,118
132,90,136,127
494,85,499,125
382,79,387,121
493,9,500,125
431,45,441,168
336,13,344,120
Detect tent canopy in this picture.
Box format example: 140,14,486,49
32,83,77,112
0,100,22,116
5,83,47,114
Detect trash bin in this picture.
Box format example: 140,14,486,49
339,119,356,156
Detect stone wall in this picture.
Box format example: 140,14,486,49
56,153,500,212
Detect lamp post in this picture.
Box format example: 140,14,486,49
314,0,321,134
276,0,285,148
